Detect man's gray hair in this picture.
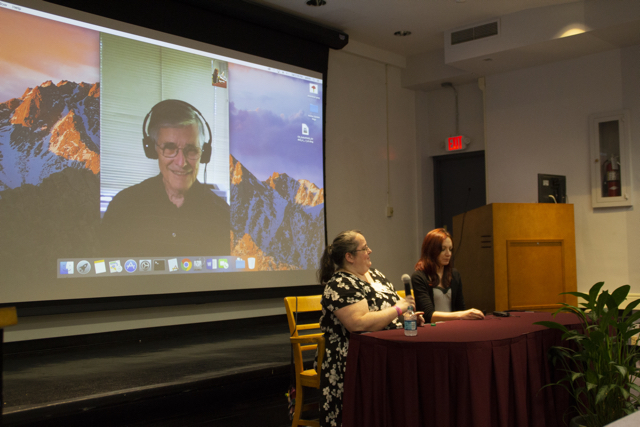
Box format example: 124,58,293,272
147,100,206,145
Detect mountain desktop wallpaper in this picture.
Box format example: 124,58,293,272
0,8,102,289
0,80,100,190
230,155,324,271
0,7,100,190
227,62,325,271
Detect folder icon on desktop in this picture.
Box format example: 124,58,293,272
236,258,245,269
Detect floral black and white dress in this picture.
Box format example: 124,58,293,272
318,268,403,427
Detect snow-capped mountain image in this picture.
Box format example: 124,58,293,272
0,80,100,191
0,80,102,285
230,155,324,270
265,171,324,208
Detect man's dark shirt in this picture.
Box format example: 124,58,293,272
101,174,230,257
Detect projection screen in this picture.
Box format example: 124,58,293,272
0,1,326,303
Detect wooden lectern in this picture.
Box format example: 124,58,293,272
452,203,577,312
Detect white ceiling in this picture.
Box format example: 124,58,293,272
248,0,640,89
249,0,583,57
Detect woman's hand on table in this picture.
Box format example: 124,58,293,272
415,312,425,326
460,308,485,320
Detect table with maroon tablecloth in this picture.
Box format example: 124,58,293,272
342,312,581,427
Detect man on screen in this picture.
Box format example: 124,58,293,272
100,100,230,257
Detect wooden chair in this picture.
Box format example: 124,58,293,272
284,296,325,427
1,307,17,423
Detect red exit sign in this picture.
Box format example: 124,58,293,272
447,135,466,151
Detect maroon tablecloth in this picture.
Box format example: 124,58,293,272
342,312,581,427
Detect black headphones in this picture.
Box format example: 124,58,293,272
141,99,212,164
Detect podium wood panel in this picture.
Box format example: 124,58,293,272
453,204,577,312
507,240,566,310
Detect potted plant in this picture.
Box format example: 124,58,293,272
535,282,640,427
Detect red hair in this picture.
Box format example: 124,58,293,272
414,228,453,288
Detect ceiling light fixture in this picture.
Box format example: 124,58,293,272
306,0,326,6
394,31,412,37
560,28,586,38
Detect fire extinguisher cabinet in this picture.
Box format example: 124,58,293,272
589,110,632,208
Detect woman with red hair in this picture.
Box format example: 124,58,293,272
411,228,484,322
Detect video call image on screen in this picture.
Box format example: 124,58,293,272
0,2,325,302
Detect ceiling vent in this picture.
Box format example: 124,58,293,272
451,21,499,45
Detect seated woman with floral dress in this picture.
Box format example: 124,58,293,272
317,229,424,427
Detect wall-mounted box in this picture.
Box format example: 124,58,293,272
589,110,632,208
538,174,566,204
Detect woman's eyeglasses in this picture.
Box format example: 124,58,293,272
354,245,371,253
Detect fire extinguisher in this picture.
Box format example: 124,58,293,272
603,155,621,197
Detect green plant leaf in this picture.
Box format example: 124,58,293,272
624,310,640,326
610,285,630,306
589,330,606,344
581,340,599,353
596,290,610,315
585,370,599,384
621,328,639,342
617,385,630,400
595,384,611,404
560,291,590,300
599,307,615,329
588,282,605,307
613,364,627,378
533,321,568,333
621,298,640,319
552,303,584,320
629,383,640,394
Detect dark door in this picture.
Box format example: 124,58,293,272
433,150,486,232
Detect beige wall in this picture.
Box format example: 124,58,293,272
417,45,640,296
325,49,419,283
415,81,486,235
621,45,640,293
485,47,639,294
